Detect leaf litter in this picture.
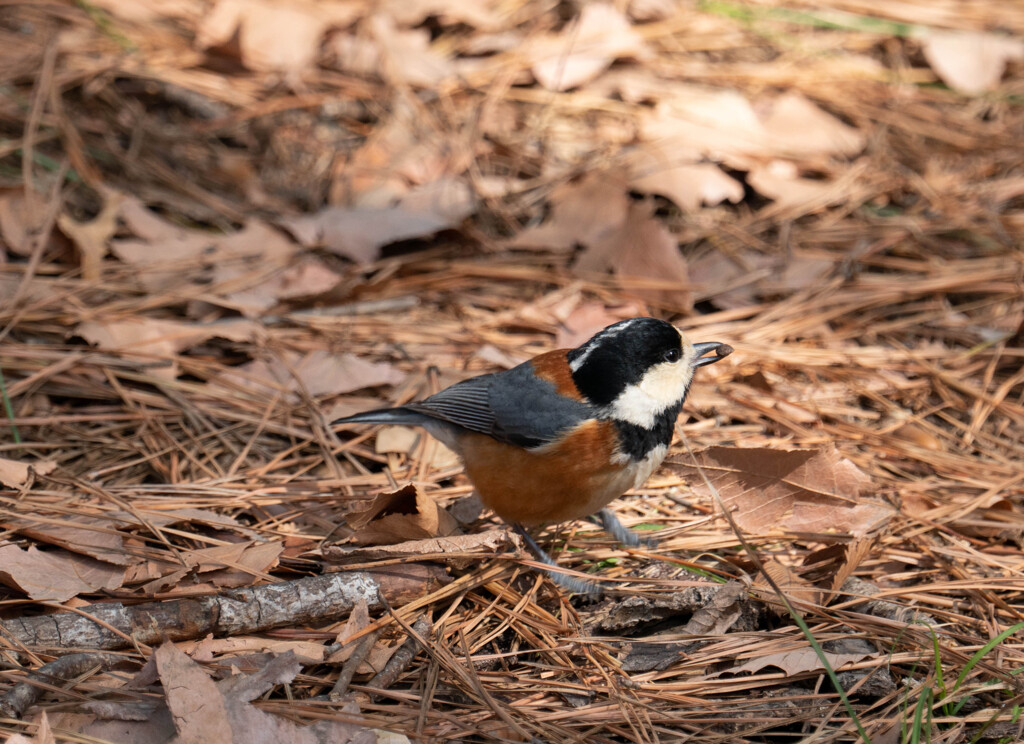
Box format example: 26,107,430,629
1,0,1023,742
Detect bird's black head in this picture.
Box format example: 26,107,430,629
566,317,731,428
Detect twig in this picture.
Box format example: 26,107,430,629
366,614,431,693
0,651,130,719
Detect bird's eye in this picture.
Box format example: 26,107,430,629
663,348,682,363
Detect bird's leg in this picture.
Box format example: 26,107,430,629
510,523,603,597
591,508,656,549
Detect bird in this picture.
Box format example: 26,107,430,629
332,317,732,594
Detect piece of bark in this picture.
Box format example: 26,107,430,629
2,565,448,653
0,652,130,719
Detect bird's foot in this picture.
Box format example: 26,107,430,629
511,524,604,598
592,508,657,549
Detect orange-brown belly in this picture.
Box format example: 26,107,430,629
453,420,635,526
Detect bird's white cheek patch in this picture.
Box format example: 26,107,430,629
609,363,691,428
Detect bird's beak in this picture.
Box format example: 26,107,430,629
691,342,733,367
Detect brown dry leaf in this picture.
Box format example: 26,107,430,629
641,89,864,169
214,350,405,400
332,14,454,87
326,597,391,670
830,539,875,594
578,200,692,310
374,425,460,469
75,318,259,380
529,4,647,91
180,541,283,586
189,636,328,663
330,96,473,207
510,172,630,251
751,559,823,615
626,144,744,212
688,250,774,310
0,188,35,256
211,255,343,317
331,597,370,658
0,544,125,601
554,301,647,348
6,516,128,566
347,483,461,546
383,0,502,29
57,191,125,282
0,457,56,488
155,642,374,744
746,161,839,210
666,446,893,537
113,218,297,295
919,30,1024,95
322,529,515,570
711,645,878,679
681,581,747,635
374,426,421,455
6,711,55,744
196,0,359,72
281,206,457,263
86,0,201,22
759,92,865,159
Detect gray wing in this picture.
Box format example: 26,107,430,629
406,362,595,449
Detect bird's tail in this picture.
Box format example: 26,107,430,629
331,407,430,428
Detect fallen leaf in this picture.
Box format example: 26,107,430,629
640,88,864,168
57,191,126,281
7,711,54,744
0,188,34,256
326,597,403,675
398,178,477,224
383,0,502,29
712,645,878,678
0,457,56,488
529,4,647,91
0,545,125,601
666,445,892,537
687,249,774,310
347,483,461,545
329,597,371,663
759,92,865,158
6,516,128,566
281,206,456,263
829,539,875,594
196,0,359,72
75,318,259,380
554,301,647,348
751,559,823,614
113,218,298,297
189,636,328,664
682,580,748,635
329,96,473,208
578,200,692,310
85,0,200,22
322,529,518,570
509,171,630,251
747,161,837,210
374,426,421,455
180,541,284,587
155,642,374,743
626,144,744,212
210,255,343,317
331,14,454,87
919,29,1024,96
214,350,405,399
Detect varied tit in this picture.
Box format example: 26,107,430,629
332,317,732,594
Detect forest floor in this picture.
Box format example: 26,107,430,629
1,1,1023,742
